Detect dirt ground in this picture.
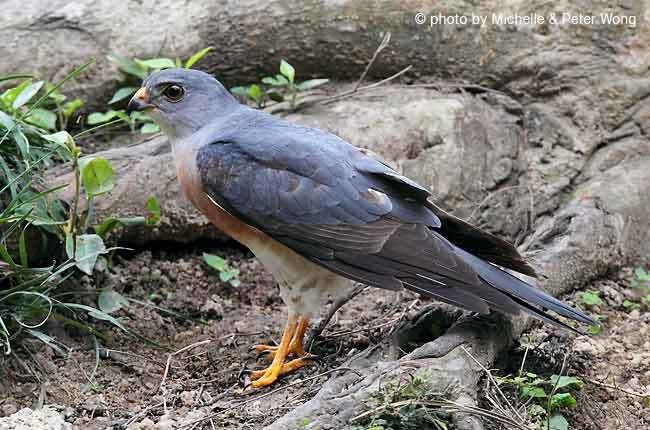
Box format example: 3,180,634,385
0,244,648,430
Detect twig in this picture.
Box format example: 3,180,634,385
351,398,531,430
322,316,401,338
181,367,360,428
354,32,391,91
322,65,413,105
407,82,507,96
587,378,650,399
122,401,164,428
461,345,526,423
158,339,212,414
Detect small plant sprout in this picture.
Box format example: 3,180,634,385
578,290,603,307
497,371,584,430
231,59,329,110
203,253,241,287
0,64,162,355
621,266,650,311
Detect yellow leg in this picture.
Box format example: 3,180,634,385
248,357,313,380
252,316,311,358
251,315,298,388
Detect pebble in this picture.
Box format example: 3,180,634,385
127,417,156,430
1,404,17,416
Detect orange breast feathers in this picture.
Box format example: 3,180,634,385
174,143,265,248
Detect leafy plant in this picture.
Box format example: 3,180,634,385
202,253,241,287
578,290,603,307
497,372,584,430
621,266,650,311
89,47,213,134
0,65,161,355
231,60,328,109
351,372,451,430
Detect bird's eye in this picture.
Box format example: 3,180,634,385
162,84,185,102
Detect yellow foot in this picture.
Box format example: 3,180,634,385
251,341,306,359
249,357,315,387
252,316,310,360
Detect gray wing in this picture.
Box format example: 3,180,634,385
195,122,520,315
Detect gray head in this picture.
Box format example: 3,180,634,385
127,68,239,140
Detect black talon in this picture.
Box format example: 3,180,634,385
303,353,321,362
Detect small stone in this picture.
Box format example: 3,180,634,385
127,417,156,430
62,407,75,419
156,414,176,430
179,391,195,406
1,403,17,416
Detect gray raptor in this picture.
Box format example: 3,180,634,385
127,69,595,388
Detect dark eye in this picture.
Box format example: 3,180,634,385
162,84,184,102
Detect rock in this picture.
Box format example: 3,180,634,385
0,406,72,430
127,417,156,430
0,404,17,417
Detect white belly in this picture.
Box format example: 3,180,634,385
250,240,354,317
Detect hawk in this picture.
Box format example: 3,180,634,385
127,69,594,388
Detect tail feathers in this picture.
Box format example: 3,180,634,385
429,202,537,277
454,246,596,331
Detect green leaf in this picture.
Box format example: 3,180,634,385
623,299,641,310
185,47,213,69
580,291,603,306
94,216,147,238
521,386,547,399
230,86,249,97
219,268,239,282
62,303,128,332
26,108,57,130
550,375,584,391
267,90,284,102
247,84,262,102
140,123,160,134
18,227,28,268
634,267,650,282
0,111,15,130
145,195,161,225
108,87,138,104
98,290,129,314
79,157,115,196
587,324,602,335
136,58,176,70
280,60,295,83
203,253,227,271
73,234,107,275
87,110,122,125
550,393,577,410
296,79,329,91
545,414,569,430
94,217,122,238
42,131,74,153
262,75,289,86
62,98,84,119
13,80,44,109
12,129,29,158
1,80,30,110
46,83,66,103
27,329,69,356
108,55,148,79
528,404,547,417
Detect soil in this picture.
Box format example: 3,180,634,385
0,243,648,430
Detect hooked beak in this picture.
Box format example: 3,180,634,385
126,87,153,113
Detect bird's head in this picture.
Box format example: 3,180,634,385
127,68,238,140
